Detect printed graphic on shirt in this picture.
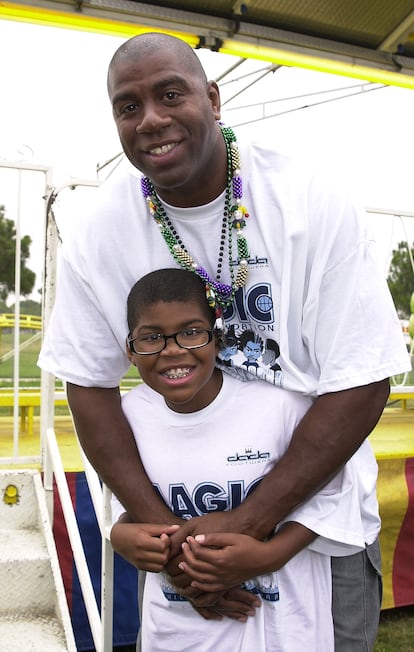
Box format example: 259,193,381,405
217,284,283,386
160,573,280,604
226,447,271,465
160,574,188,602
242,575,280,602
154,477,265,520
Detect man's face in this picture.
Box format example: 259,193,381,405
108,49,224,207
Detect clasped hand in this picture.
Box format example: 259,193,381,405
110,515,264,622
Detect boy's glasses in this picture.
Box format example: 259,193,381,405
128,328,214,355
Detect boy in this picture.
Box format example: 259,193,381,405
111,268,380,652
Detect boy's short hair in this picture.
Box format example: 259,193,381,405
127,268,216,331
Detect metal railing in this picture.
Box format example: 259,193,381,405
44,426,114,651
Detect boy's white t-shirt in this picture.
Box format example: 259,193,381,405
112,374,380,652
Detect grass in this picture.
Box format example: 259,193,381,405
0,331,139,416
0,331,42,380
0,331,139,387
374,605,414,651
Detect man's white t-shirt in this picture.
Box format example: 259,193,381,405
38,139,410,392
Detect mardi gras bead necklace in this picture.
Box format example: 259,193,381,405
140,125,250,310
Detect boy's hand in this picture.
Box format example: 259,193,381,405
178,533,267,591
164,531,262,622
110,522,180,572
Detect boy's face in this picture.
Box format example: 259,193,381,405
127,299,221,413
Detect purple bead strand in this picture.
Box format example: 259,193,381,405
232,175,242,200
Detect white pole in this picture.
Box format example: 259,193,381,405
12,170,22,458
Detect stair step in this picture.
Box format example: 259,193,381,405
0,470,76,651
0,613,70,651
0,528,48,560
0,529,54,613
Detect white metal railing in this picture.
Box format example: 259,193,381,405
44,427,114,652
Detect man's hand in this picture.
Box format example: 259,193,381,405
168,512,245,558
110,522,180,572
190,588,261,623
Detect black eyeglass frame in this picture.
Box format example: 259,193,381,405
127,328,214,355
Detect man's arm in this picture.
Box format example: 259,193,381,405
66,383,177,524
67,379,389,611
68,379,389,536
243,379,389,537
67,380,388,543
170,379,390,548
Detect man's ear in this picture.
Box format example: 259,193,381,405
207,80,221,120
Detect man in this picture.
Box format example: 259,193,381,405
39,32,410,650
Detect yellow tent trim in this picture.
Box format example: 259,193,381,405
0,2,198,44
221,39,414,90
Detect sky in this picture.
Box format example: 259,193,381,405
1,18,414,299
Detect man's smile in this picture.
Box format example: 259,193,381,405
147,142,178,156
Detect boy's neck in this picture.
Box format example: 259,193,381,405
164,368,223,414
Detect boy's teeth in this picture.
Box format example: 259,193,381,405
164,368,190,379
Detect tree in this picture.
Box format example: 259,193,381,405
10,299,42,316
0,204,36,301
387,240,414,319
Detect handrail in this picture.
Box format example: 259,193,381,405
80,448,115,647
45,427,114,652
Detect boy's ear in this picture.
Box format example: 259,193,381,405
125,337,135,364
